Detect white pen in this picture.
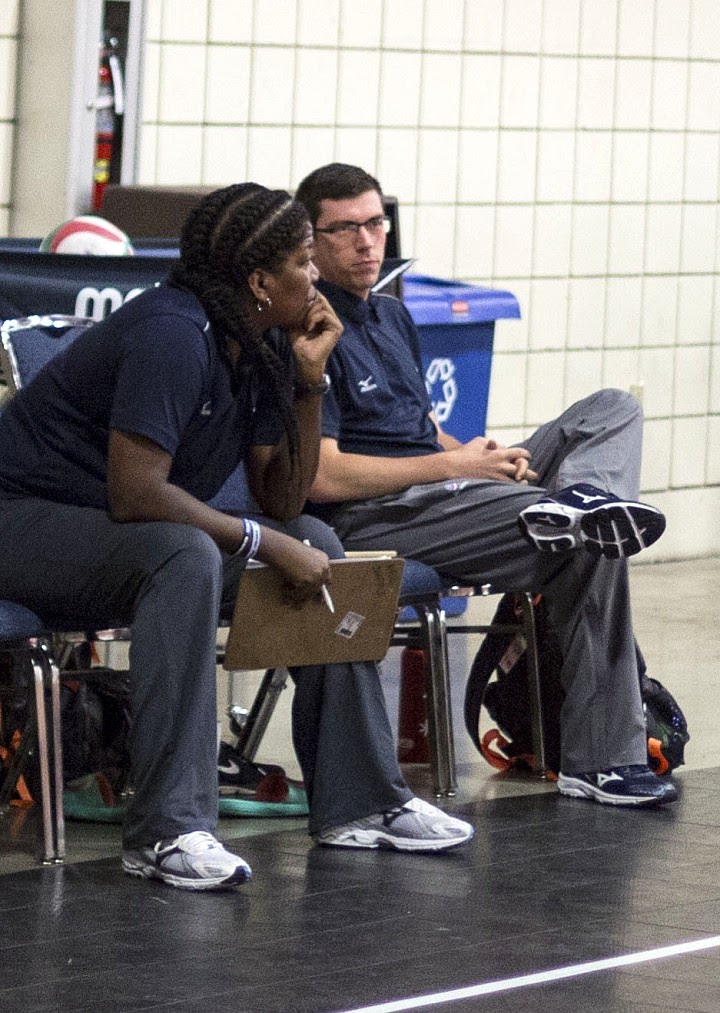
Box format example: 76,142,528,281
302,539,335,614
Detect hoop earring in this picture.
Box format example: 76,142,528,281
256,296,272,313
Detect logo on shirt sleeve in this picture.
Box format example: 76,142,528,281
358,375,378,393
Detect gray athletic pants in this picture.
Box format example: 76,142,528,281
0,502,411,847
329,389,649,774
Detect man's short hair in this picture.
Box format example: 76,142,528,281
295,163,383,226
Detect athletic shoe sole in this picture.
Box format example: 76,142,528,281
121,855,251,891
519,501,665,559
579,503,666,559
557,773,677,807
314,828,472,852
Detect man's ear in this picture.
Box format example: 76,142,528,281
247,268,269,303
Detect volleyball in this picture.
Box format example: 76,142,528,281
39,215,134,256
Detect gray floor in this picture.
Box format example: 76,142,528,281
2,556,719,1013
1,554,717,873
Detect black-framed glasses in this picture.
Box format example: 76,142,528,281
314,216,391,239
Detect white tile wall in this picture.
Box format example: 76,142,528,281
460,56,502,128
423,0,464,51
535,131,575,201
641,276,678,346
527,278,568,350
0,0,714,560
617,0,654,57
297,0,340,46
253,0,297,45
611,132,649,203
205,45,251,124
566,277,606,349
532,204,571,277
580,1,618,56
607,205,646,275
541,0,580,54
202,125,248,184
673,345,711,416
605,276,643,348
639,347,675,417
0,40,16,121
707,416,720,485
0,0,18,35
463,0,505,52
671,416,708,487
158,44,207,122
293,49,338,124
614,60,652,129
538,57,578,129
526,350,567,424
641,418,672,490
0,122,12,206
0,9,17,227
416,130,458,204
160,0,209,42
453,205,495,280
209,0,254,44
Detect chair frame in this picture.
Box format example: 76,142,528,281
1,314,94,395
229,583,546,799
0,633,65,863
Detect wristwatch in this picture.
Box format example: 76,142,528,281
295,373,331,397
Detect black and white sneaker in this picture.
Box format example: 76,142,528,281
557,764,677,807
518,483,666,559
313,797,474,852
122,831,252,891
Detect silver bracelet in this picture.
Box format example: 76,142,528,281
233,519,261,560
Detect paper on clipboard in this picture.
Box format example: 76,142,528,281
222,556,405,670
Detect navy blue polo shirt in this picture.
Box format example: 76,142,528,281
318,279,441,458
0,281,287,509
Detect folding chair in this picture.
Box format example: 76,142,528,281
230,558,546,798
0,315,131,861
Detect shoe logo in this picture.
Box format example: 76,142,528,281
358,375,377,393
200,400,212,416
571,490,605,506
597,771,623,786
218,758,240,776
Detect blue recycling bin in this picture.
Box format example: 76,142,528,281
403,274,520,441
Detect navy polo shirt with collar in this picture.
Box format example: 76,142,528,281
0,281,287,509
318,279,442,459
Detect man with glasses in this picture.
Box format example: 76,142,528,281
294,162,676,809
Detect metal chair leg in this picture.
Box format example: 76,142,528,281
416,604,457,797
518,591,548,777
30,650,57,863
45,646,65,860
234,667,290,763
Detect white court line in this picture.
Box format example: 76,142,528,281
332,934,720,1013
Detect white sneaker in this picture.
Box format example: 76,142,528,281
122,830,252,891
313,796,474,852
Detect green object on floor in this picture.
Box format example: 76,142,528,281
63,773,127,823
218,782,309,817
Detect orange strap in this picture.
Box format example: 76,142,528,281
648,737,669,776
480,729,513,771
0,730,34,806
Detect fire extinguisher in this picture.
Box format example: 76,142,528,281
91,37,124,211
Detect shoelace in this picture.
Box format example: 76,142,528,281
156,830,219,856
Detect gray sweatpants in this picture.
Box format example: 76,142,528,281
0,502,410,847
329,389,649,774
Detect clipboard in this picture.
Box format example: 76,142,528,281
223,557,405,670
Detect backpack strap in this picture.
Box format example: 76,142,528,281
463,592,521,752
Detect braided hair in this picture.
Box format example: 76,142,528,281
171,183,312,460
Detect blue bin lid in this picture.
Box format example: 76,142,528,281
403,273,521,325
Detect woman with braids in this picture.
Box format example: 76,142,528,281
0,184,473,891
